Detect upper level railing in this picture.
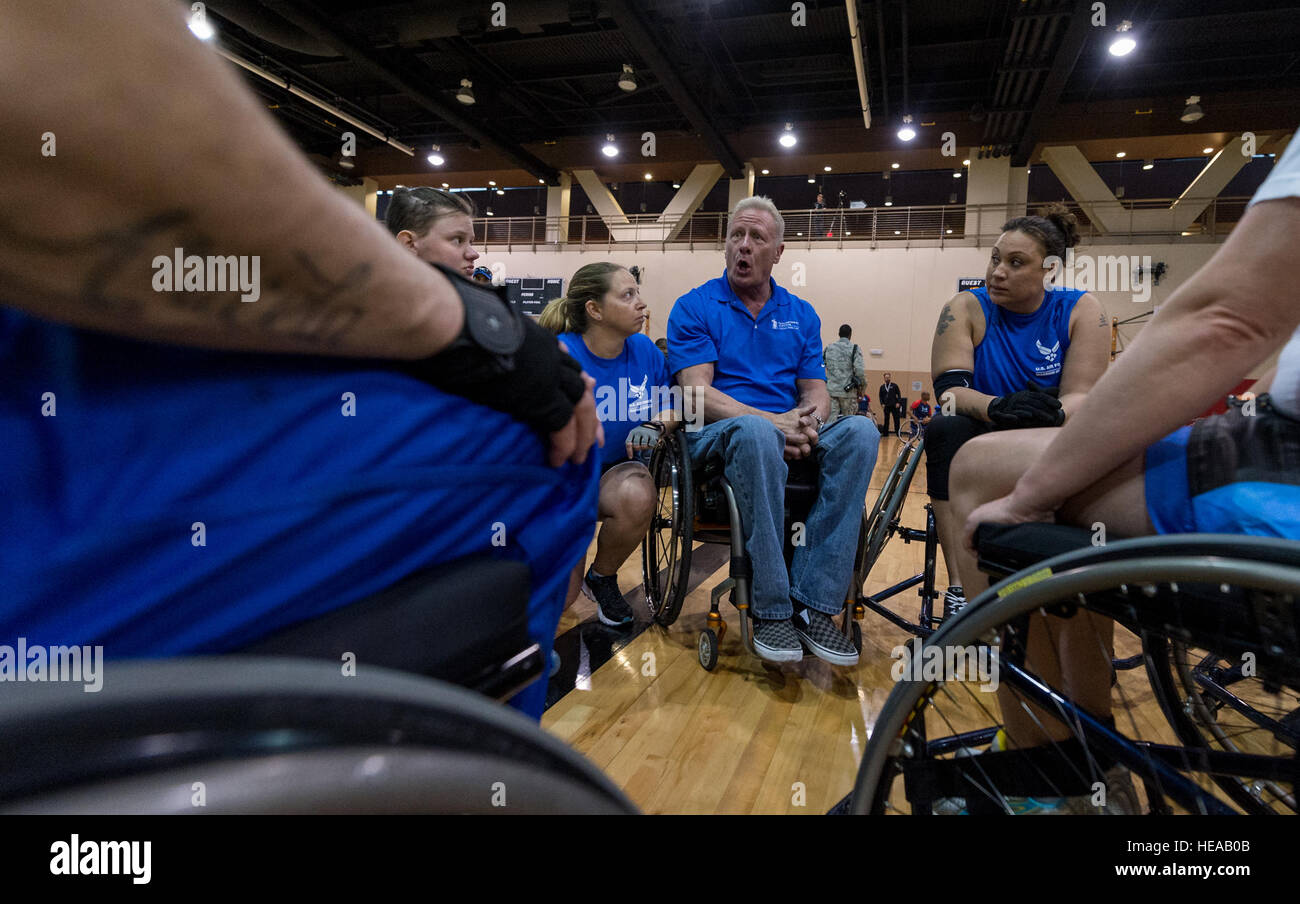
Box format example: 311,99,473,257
469,196,1249,252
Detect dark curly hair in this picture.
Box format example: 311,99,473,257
1001,202,1080,261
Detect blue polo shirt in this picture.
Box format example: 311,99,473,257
667,271,824,413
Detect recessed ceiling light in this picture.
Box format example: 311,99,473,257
760,168,770,175
953,172,962,178
441,182,449,188
796,232,803,236
644,173,653,180
894,230,901,235
1116,151,1126,158
962,159,970,166
824,165,832,172
1203,147,1214,154
672,182,680,188
891,162,900,169
496,189,504,195
808,176,815,183
946,229,953,234
488,180,496,186
1142,159,1154,170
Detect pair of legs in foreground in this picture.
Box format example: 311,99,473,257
686,413,879,664
946,427,1151,746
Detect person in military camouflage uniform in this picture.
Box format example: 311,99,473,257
823,324,866,421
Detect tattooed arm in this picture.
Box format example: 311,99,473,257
930,292,994,420
1055,292,1110,419
0,0,458,360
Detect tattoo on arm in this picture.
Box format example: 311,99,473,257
1098,310,1109,328
936,303,956,336
0,210,369,349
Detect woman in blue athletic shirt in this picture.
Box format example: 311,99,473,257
926,203,1111,617
540,264,679,627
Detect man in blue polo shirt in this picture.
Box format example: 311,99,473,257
667,197,880,665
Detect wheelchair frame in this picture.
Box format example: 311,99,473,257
640,429,861,670
849,533,1300,815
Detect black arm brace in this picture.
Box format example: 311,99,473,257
933,369,974,397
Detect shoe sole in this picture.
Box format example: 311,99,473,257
793,625,859,667
581,580,633,627
752,640,803,663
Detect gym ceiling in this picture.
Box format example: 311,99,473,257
207,0,1300,190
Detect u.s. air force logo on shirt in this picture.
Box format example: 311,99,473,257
1034,338,1062,377
627,374,651,418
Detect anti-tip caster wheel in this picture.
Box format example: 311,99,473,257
698,629,719,671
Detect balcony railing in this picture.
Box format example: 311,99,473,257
469,196,1249,252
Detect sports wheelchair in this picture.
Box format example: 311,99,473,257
850,524,1300,815
639,429,863,669
0,556,638,814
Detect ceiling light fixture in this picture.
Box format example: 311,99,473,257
779,123,797,148
602,134,618,157
456,79,476,105
1116,151,1126,158
1142,159,1154,170
426,145,444,166
1109,20,1136,56
617,64,638,93
897,114,916,142
890,162,900,169
1180,96,1204,123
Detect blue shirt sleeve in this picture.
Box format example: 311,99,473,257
667,291,717,376
796,303,826,380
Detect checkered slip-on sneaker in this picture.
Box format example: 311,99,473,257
792,606,859,666
752,617,804,663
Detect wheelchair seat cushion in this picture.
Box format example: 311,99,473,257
975,522,1103,577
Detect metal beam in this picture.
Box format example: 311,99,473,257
1010,0,1093,167
603,0,745,178
257,0,559,182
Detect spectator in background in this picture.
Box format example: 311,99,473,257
655,337,669,360
471,266,494,285
857,391,875,421
910,391,934,427
385,186,481,278
823,324,866,421
879,373,903,435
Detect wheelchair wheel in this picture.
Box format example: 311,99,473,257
642,431,694,627
857,435,924,582
850,535,1300,815
698,629,719,671
1146,637,1298,814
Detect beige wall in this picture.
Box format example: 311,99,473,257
481,239,1260,384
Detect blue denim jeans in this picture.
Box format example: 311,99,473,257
685,414,880,619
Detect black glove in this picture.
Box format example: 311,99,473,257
399,265,586,434
986,384,1064,429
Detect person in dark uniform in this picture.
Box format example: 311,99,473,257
878,373,903,435
926,204,1110,618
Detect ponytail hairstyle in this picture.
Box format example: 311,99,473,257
385,186,475,238
1001,201,1080,263
538,262,628,335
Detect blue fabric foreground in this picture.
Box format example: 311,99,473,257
0,309,599,719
